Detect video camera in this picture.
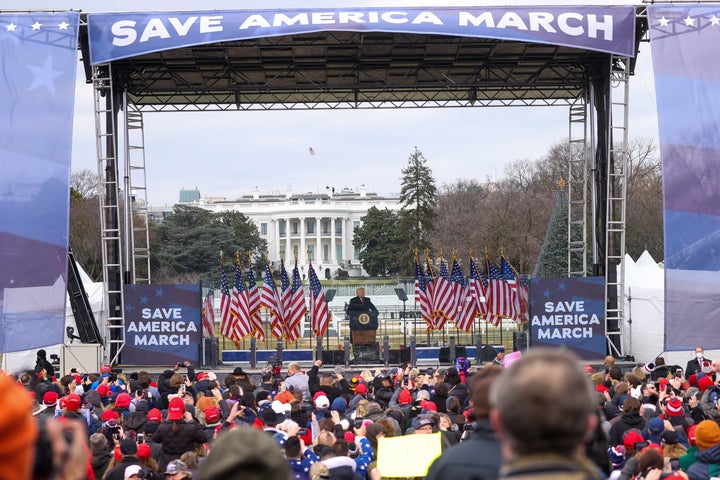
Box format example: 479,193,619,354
266,354,283,379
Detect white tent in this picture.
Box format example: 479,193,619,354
622,250,715,367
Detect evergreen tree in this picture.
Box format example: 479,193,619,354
153,205,266,283
533,188,569,277
352,207,405,276
399,147,438,262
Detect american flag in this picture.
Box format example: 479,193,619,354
449,258,466,322
414,257,433,330
501,256,528,322
468,257,488,316
425,259,437,330
279,261,292,330
219,262,236,341
285,262,307,342
431,259,453,330
230,262,252,340
455,259,481,332
485,256,518,326
246,265,266,341
201,286,216,338
308,263,329,336
261,263,284,338
309,147,316,155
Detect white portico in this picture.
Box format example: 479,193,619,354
195,185,401,277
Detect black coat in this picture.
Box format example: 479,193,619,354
346,296,378,314
90,450,112,479
153,420,207,470
686,357,705,376
426,419,502,480
608,410,646,447
104,456,140,480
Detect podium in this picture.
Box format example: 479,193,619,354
351,330,377,344
348,311,380,363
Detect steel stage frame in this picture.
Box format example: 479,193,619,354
79,12,649,364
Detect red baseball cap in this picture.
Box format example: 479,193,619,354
355,384,367,395
43,391,58,407
101,410,120,422
168,397,185,421
623,431,645,450
64,393,81,412
100,365,112,374
137,443,151,460
147,408,162,422
115,393,132,409
96,384,110,397
204,406,220,423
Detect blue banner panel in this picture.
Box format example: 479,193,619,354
0,12,79,353
529,277,606,360
88,6,636,64
648,5,720,351
123,285,201,365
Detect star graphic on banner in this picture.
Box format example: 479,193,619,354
658,16,670,27
155,287,165,298
6,23,17,31
27,56,64,95
125,303,134,313
139,295,149,305
710,15,720,26
543,289,552,298
31,21,42,30
557,281,567,291
684,16,695,27
58,21,69,30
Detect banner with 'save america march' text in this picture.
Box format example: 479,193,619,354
529,277,606,360
123,284,201,365
87,6,636,64
649,4,720,351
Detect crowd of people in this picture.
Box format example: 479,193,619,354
3,346,720,480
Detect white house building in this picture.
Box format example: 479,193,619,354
194,185,401,277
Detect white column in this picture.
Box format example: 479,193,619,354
285,218,291,264
273,219,280,261
316,216,322,265
341,217,347,263
331,216,337,265
300,217,306,266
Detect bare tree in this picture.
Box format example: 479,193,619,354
71,168,100,199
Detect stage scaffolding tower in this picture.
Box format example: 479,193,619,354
605,56,631,357
93,64,125,365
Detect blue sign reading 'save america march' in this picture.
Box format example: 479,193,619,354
87,6,636,64
529,277,606,360
123,284,201,365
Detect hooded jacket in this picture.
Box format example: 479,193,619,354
608,411,646,447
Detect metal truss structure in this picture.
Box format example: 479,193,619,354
84,17,648,362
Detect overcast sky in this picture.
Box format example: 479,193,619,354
25,0,657,206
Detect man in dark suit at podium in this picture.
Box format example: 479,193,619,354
347,288,379,316
347,288,379,347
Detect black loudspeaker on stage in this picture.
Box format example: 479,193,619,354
321,350,345,364
438,346,467,364
352,343,380,364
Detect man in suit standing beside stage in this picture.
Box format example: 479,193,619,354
687,346,709,376
346,288,379,316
